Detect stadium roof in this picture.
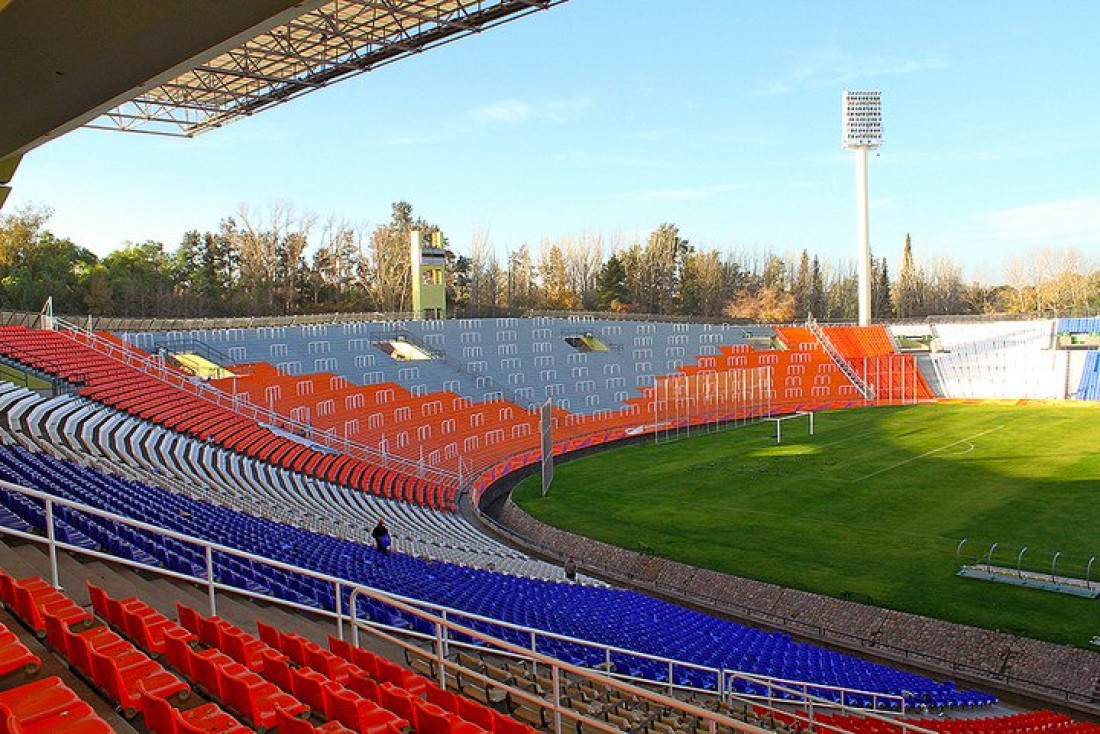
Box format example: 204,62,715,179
0,0,563,163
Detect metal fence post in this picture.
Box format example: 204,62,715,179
205,545,217,616
44,499,59,588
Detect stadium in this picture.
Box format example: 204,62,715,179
0,3,1098,734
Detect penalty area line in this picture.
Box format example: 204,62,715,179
847,425,1005,483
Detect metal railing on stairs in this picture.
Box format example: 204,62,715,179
0,477,934,734
806,317,875,401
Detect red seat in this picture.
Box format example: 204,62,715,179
0,697,113,734
175,603,202,635
345,668,381,703
289,666,337,719
0,625,41,678
456,695,496,731
89,642,188,716
263,649,297,692
10,578,90,636
0,676,85,725
303,643,351,683
377,683,419,728
222,665,307,730
414,698,487,734
221,628,267,672
142,683,251,734
328,686,408,734
375,656,426,696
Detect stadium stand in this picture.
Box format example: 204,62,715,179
1075,352,1100,400
1057,317,1100,335
0,382,583,582
118,318,778,416
0,440,996,711
0,325,450,506
928,321,1068,399
822,326,935,402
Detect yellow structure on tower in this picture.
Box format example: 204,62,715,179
410,230,447,320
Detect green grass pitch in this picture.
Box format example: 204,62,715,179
513,403,1100,647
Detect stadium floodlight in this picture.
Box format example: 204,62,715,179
842,90,882,327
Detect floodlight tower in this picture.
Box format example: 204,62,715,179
842,90,883,326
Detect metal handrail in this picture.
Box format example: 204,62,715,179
0,478,934,733
806,317,874,400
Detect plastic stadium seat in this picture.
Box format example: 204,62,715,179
8,577,91,636
221,663,307,730
141,683,250,734
0,623,41,678
88,642,188,716
0,679,113,734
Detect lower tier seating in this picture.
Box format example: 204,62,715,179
0,443,995,710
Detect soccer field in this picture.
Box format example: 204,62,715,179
513,403,1100,647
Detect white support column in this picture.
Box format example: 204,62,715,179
856,145,872,327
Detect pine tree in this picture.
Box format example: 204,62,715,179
596,253,628,310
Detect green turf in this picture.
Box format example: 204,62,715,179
0,363,51,391
513,404,1100,647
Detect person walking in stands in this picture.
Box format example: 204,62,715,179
371,518,391,555
564,555,577,582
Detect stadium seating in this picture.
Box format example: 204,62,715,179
0,325,444,505
0,383,582,582
0,676,114,734
1075,351,1100,400
928,321,1067,399
1057,317,1100,335
823,326,935,401
0,443,995,709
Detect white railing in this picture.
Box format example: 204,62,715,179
48,317,460,487
0,478,933,734
806,317,874,400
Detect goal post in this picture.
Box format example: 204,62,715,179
765,410,814,444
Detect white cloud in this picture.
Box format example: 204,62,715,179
470,99,537,124
971,197,1100,248
468,96,593,125
751,52,950,97
618,183,746,202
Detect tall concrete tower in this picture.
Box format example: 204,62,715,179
842,90,883,326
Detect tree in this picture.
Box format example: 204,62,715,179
895,233,921,318
0,204,97,313
538,242,577,310
595,253,628,310
101,240,176,316
634,223,690,314
872,256,895,319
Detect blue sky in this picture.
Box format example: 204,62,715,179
8,0,1099,282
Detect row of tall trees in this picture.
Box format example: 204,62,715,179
2,202,1098,320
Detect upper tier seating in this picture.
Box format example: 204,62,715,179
0,442,994,709
1057,317,1100,334
0,326,446,506
118,318,779,416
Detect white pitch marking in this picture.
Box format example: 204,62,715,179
848,426,1004,483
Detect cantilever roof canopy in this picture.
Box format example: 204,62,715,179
90,0,564,138
0,0,563,162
